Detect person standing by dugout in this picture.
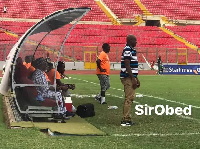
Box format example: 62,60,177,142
95,43,110,104
120,35,140,126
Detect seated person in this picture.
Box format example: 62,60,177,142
23,55,32,69
23,55,36,77
31,57,74,117
47,61,75,96
15,57,58,108
15,57,31,84
31,58,50,83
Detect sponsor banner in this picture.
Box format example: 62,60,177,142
163,65,200,75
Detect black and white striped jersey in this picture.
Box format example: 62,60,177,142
120,45,138,78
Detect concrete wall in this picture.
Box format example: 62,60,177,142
1,61,199,71
65,62,200,70
65,62,84,70
64,62,153,70
110,62,153,70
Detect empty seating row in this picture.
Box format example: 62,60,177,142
1,21,199,62
0,0,110,21
0,22,189,49
103,0,142,18
166,26,200,47
0,21,35,27
141,0,200,20
1,0,200,23
0,30,18,41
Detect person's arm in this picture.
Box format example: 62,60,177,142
57,85,69,91
66,84,75,90
56,79,64,86
136,77,140,88
56,79,75,91
55,79,68,91
124,59,137,89
96,59,105,72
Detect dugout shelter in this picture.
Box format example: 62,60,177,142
0,7,91,121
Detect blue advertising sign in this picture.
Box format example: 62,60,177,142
163,65,200,75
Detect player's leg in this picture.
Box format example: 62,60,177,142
95,74,102,101
120,77,135,126
99,74,107,104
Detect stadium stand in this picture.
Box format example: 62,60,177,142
0,0,110,22
0,22,187,48
0,30,18,43
140,0,200,20
0,21,196,62
0,0,200,63
102,0,142,19
166,25,200,47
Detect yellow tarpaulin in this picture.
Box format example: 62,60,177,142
11,116,106,136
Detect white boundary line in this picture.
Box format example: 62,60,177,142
71,93,200,137
72,77,200,109
70,77,200,137
112,132,200,137
71,93,200,123
106,94,200,122
71,77,200,122
142,94,200,109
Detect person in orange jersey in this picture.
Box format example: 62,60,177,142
47,61,75,93
23,56,32,69
23,55,36,77
95,43,110,104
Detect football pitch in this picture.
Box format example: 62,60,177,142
0,74,200,148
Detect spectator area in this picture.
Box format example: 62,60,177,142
0,0,110,22
1,21,199,63
102,0,142,18
0,22,187,48
140,0,200,20
1,0,200,21
166,25,200,47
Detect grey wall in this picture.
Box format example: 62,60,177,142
65,62,84,70
65,62,154,70
1,61,198,71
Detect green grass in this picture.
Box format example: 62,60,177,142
1,75,200,149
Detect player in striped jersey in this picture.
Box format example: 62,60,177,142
120,35,140,126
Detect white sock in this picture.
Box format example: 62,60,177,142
72,105,76,113
97,93,101,98
101,97,105,104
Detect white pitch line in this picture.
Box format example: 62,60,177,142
107,94,200,122
70,92,200,133
69,92,200,137
178,115,199,121
72,77,200,109
112,132,200,137
142,94,200,109
70,93,200,137
70,93,200,122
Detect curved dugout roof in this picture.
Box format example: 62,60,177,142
0,7,91,95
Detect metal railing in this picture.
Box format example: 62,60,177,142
0,44,200,64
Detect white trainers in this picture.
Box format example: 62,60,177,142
71,105,76,113
95,95,101,102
